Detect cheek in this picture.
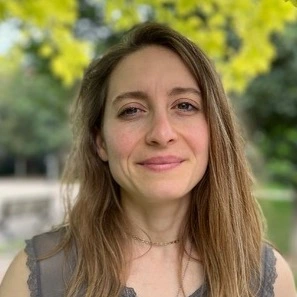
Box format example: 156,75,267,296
104,128,137,160
188,132,209,168
187,122,209,152
201,129,210,152
104,130,138,184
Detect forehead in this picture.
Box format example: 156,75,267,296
106,45,198,99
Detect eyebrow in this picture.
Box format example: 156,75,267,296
112,87,201,106
112,91,148,106
168,87,201,97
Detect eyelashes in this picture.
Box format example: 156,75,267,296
174,102,198,112
118,106,145,118
117,99,201,119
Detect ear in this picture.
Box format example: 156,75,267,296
95,134,108,161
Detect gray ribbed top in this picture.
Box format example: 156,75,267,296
25,229,277,297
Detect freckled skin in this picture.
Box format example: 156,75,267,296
97,45,209,206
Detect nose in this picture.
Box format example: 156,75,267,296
145,113,178,147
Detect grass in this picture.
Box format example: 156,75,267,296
258,198,293,254
258,196,297,283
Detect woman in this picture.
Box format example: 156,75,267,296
0,22,295,297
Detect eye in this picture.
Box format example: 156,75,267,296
118,106,145,118
176,102,197,111
173,100,200,113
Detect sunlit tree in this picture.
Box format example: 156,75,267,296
0,0,296,92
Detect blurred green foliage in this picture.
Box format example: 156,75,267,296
0,0,296,91
286,0,297,7
240,22,297,188
259,198,293,253
0,71,74,158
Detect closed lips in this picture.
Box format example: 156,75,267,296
139,156,184,165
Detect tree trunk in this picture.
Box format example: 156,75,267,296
14,157,27,176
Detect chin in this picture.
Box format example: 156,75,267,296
141,188,191,203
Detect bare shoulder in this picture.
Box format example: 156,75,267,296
273,249,296,297
0,249,30,297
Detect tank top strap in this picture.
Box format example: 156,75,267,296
25,228,75,297
258,243,277,297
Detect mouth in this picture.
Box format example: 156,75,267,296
138,156,184,171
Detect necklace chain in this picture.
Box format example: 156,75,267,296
131,235,180,246
131,234,192,297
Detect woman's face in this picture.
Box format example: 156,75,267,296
97,45,209,205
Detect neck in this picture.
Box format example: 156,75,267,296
122,192,190,243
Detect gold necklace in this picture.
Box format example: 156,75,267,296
131,235,180,246
130,235,192,297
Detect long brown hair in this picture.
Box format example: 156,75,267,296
61,22,264,297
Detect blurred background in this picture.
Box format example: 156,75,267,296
0,0,297,282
